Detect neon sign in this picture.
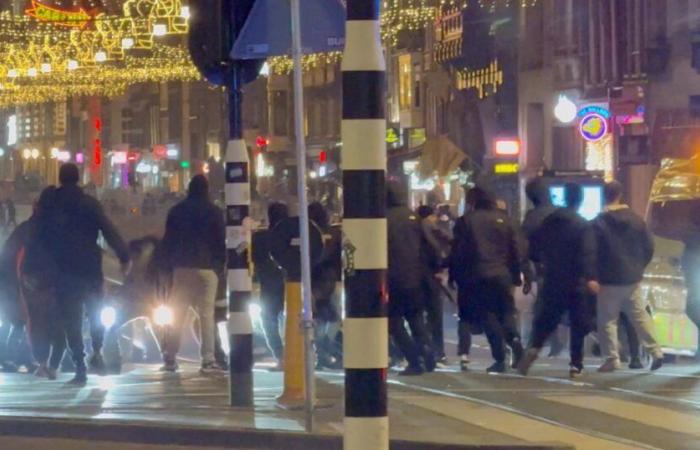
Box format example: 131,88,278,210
579,113,609,142
25,1,94,28
577,105,611,119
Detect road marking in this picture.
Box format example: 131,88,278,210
541,394,700,437
608,387,700,409
390,380,658,450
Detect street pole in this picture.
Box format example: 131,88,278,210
342,0,388,449
226,65,254,407
290,0,316,432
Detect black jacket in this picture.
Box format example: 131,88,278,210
531,208,596,286
160,194,226,274
33,185,129,283
592,206,654,285
387,193,423,291
252,228,284,283
449,208,521,287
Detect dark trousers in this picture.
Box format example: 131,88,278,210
389,286,433,369
456,287,472,356
56,279,102,371
25,287,65,370
423,274,445,358
260,275,285,361
531,281,595,369
86,295,105,354
466,276,523,364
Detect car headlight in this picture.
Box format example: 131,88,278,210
153,304,174,326
100,306,117,329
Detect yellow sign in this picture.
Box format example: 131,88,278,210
25,1,92,28
386,128,399,144
494,162,519,175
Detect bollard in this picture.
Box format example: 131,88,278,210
278,280,305,405
269,217,324,409
342,0,389,449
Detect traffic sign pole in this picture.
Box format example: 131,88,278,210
290,0,316,431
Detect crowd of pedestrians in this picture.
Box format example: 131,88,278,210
1,165,699,385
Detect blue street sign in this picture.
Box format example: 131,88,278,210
230,0,346,59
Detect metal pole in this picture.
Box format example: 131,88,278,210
290,0,316,432
342,0,389,449
226,65,254,407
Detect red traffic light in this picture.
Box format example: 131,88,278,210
319,150,327,163
256,135,268,149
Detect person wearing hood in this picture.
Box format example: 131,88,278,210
588,181,663,372
252,202,288,369
32,164,130,385
159,175,226,374
518,183,597,378
387,181,435,375
449,186,524,373
521,177,564,356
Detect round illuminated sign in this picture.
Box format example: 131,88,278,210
579,113,609,142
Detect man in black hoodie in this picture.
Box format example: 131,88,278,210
33,164,130,385
450,187,524,373
518,183,597,378
387,181,435,375
160,175,226,374
589,181,663,372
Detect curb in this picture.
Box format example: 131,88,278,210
0,416,572,450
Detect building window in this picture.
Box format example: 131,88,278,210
398,54,412,110
272,91,288,136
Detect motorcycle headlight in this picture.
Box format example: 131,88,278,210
153,304,174,326
100,306,117,329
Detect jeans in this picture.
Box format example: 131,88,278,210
597,284,662,361
456,286,472,356
423,274,445,358
164,268,218,365
56,278,102,371
466,276,523,364
259,274,285,361
531,281,595,369
24,285,65,370
389,286,433,369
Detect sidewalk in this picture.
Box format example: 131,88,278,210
0,365,570,449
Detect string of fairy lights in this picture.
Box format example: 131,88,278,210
267,0,540,74
0,0,541,105
0,0,195,106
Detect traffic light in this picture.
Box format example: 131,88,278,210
188,0,263,86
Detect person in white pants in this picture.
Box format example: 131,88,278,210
587,181,664,372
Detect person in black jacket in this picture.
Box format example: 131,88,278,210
589,181,663,372
518,182,597,378
449,187,524,373
31,164,130,385
387,181,435,375
252,202,288,370
159,175,225,374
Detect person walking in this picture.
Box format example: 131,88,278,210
450,187,524,373
518,183,597,378
252,202,288,370
159,175,226,374
521,177,565,356
387,182,435,376
417,205,450,365
31,164,130,385
588,181,664,372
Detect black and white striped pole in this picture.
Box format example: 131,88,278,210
342,0,388,448
225,65,254,407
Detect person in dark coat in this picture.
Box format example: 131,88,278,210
589,181,663,372
30,164,130,385
159,175,226,374
308,202,342,369
387,181,435,375
252,202,288,369
521,177,564,355
449,187,524,373
518,182,597,378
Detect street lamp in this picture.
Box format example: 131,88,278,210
554,95,577,124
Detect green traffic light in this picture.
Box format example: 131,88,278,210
181,160,190,168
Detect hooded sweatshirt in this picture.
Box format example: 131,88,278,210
593,204,654,285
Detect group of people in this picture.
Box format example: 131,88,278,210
383,177,667,377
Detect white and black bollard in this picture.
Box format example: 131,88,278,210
225,68,254,407
342,0,388,449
